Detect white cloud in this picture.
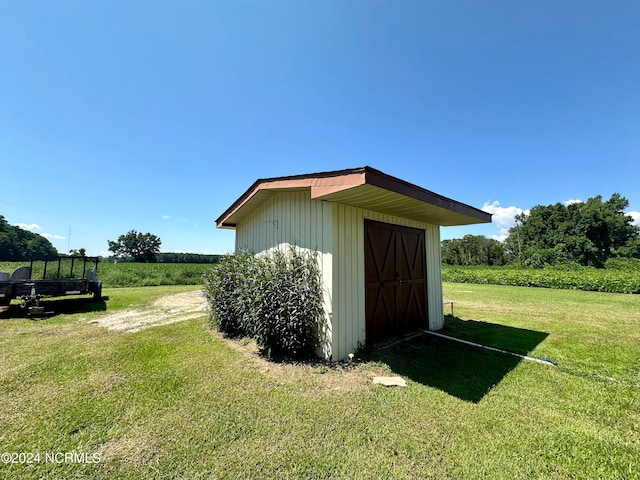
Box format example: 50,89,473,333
628,211,640,226
16,223,41,231
482,201,530,242
41,232,66,240
162,215,190,222
564,199,583,206
13,222,66,240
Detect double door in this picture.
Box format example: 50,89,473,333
364,219,428,345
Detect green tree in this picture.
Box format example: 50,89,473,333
505,194,639,268
107,230,161,263
0,215,58,260
442,235,509,266
617,235,640,259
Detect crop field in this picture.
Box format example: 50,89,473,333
97,262,214,287
0,281,638,478
0,261,215,288
3,260,640,294
443,264,640,294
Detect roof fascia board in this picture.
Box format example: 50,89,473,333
216,166,491,228
363,167,491,223
216,168,367,227
309,171,366,198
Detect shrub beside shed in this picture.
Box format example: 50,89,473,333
216,166,491,361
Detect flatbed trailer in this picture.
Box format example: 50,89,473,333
0,256,102,310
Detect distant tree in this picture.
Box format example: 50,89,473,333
0,215,58,260
441,235,509,266
504,194,639,268
107,230,161,263
69,248,87,257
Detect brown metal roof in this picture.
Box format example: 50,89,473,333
216,166,492,228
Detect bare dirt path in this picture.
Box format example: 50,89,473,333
88,290,207,333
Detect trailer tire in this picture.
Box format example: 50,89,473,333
93,281,103,300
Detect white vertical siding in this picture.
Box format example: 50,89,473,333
234,190,444,361
329,206,443,360
331,203,364,360
425,224,444,330
235,190,328,253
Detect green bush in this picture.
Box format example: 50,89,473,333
203,248,324,358
605,257,640,271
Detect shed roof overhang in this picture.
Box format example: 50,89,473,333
216,166,492,229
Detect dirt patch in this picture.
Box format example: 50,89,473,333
98,434,159,467
215,333,386,396
87,290,207,333
87,290,388,394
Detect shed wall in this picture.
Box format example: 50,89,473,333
234,191,444,361
234,190,334,359
330,204,444,360
425,223,444,330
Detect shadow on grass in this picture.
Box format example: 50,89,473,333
0,297,108,319
367,316,548,403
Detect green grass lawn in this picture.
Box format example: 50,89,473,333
1,284,638,479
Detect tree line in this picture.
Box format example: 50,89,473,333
441,235,511,266
105,230,221,263
1,223,220,264
103,252,221,264
6,191,638,268
0,215,58,260
443,194,640,268
105,230,219,263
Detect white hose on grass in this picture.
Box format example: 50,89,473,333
423,330,557,366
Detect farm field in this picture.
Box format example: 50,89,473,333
443,264,640,294
0,261,215,288
1,283,638,479
3,260,639,294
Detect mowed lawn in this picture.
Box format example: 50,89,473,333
0,284,638,479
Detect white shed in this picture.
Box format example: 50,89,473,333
216,166,491,361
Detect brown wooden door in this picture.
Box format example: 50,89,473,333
364,220,428,345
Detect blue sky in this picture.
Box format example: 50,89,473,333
1,1,638,256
